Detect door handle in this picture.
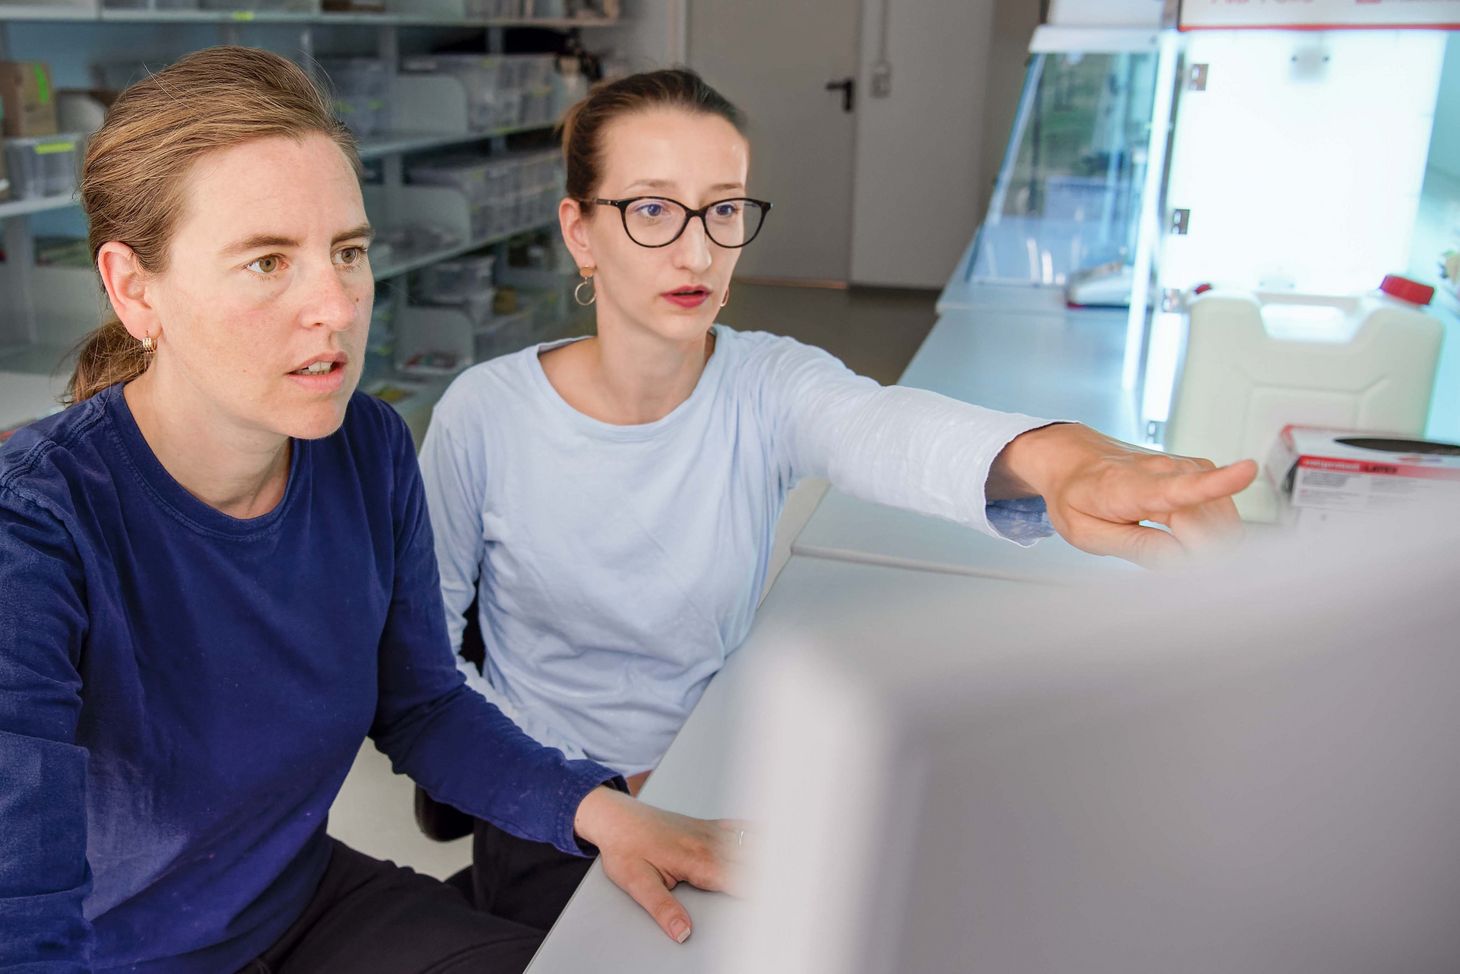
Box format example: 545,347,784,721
825,77,855,113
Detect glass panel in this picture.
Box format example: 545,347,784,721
1141,29,1450,431
1413,34,1460,444
969,50,1161,289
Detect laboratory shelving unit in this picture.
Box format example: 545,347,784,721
0,0,620,440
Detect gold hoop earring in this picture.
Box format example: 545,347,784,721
720,287,730,309
574,271,597,307
141,335,155,353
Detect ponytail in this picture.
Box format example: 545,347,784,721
66,318,150,404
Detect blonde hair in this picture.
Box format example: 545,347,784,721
68,46,360,403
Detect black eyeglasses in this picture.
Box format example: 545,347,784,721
583,196,773,249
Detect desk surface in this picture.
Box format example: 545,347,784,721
793,303,1140,582
525,555,1029,973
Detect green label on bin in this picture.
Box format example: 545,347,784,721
231,10,256,21
33,64,51,106
35,141,76,155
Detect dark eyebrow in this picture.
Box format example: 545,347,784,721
623,179,745,195
222,233,298,258
221,224,374,258
334,223,375,246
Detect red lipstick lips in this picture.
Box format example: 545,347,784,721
663,286,710,309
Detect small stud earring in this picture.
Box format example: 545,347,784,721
141,335,155,353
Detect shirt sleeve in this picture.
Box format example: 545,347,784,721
415,382,494,696
416,383,576,754
0,483,94,971
750,334,1058,544
368,406,618,856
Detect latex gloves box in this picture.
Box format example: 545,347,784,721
1267,426,1460,528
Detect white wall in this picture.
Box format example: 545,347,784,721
1047,0,1167,28
594,0,687,74
848,0,997,288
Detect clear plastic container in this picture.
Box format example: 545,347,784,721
400,53,557,133
104,0,201,8
414,254,496,303
408,156,490,202
322,58,389,137
496,90,523,130
5,134,84,200
482,161,515,198
199,0,299,9
473,306,536,363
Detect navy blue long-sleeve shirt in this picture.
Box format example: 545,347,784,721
0,384,617,972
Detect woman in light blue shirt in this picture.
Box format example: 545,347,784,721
417,68,1256,927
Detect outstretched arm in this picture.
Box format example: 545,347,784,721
991,423,1256,567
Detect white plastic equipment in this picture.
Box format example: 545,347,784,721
1165,280,1443,521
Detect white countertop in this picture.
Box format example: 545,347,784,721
525,555,1031,973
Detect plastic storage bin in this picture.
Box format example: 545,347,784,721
5,134,84,200
464,0,525,18
414,254,496,304
473,306,536,363
199,0,299,9
400,54,559,133
104,0,201,9
322,58,389,138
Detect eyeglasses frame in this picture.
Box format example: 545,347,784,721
581,195,773,249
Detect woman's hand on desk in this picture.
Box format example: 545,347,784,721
574,785,745,943
991,423,1258,568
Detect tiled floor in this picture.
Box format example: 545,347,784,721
326,284,938,877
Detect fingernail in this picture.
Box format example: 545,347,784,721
671,919,691,943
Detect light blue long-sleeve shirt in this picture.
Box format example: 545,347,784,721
418,326,1052,774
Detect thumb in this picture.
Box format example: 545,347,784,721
614,859,695,944
1063,513,1187,569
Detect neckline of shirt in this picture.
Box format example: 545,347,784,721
526,324,730,442
101,382,306,540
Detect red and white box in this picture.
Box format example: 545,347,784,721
1267,426,1460,528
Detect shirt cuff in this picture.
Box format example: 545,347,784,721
971,417,1069,541
552,759,630,858
985,495,1054,547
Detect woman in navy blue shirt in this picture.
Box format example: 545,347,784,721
0,47,732,973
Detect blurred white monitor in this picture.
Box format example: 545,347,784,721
722,519,1460,974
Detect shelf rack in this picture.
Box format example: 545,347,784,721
0,2,616,435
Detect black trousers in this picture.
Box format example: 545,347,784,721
472,819,595,933
237,840,542,974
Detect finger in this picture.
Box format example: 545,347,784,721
618,860,694,943
1141,459,1258,513
1167,495,1245,554
1062,513,1186,569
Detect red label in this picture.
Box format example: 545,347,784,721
1298,456,1460,480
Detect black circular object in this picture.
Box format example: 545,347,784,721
1334,437,1460,456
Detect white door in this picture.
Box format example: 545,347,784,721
688,0,861,284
